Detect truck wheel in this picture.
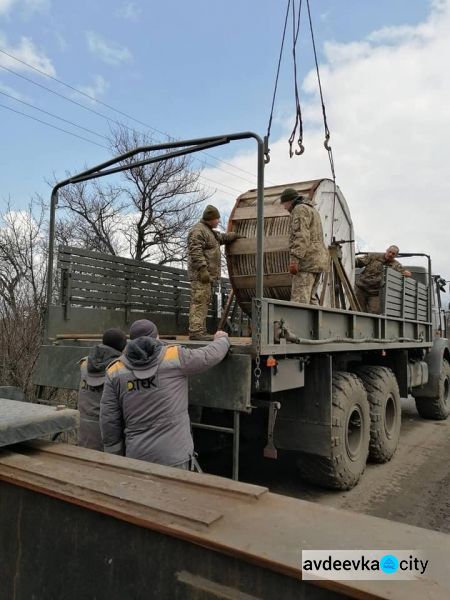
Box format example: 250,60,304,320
355,366,401,463
415,359,450,420
298,372,370,490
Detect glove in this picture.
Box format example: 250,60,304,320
199,266,211,284
289,260,299,275
230,232,246,240
214,330,229,340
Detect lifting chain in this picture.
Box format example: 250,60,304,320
253,299,262,390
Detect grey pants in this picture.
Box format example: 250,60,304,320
174,460,190,470
173,456,202,472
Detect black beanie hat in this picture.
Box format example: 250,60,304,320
202,205,220,221
280,188,300,203
129,319,159,340
102,328,127,352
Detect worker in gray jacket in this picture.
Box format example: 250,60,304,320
100,330,230,469
78,328,127,450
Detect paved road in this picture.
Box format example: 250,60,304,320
201,397,450,534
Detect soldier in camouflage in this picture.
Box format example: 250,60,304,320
187,205,242,340
355,245,412,314
78,328,127,450
280,188,329,305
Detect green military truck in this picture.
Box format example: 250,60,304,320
33,132,450,490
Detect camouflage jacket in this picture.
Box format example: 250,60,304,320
355,253,407,293
289,200,329,272
187,220,238,281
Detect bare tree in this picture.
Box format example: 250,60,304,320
56,126,210,264
0,199,47,395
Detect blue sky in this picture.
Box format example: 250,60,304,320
0,0,430,200
2,0,450,282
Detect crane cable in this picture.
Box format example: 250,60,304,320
287,0,305,158
305,0,338,236
266,0,339,226
265,0,291,163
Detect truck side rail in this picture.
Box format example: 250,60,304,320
253,297,433,357
47,246,247,339
381,268,429,321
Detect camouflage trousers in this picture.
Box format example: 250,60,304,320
189,281,212,335
291,272,322,305
355,286,381,314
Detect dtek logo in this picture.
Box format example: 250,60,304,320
301,550,429,581
126,376,156,391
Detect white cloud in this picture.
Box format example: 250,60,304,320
0,0,49,16
86,31,132,66
75,74,109,101
24,0,49,11
202,0,450,280
54,31,68,52
320,10,332,22
0,80,30,101
116,1,141,21
0,0,15,15
0,34,55,75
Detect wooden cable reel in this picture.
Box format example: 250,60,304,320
225,179,355,315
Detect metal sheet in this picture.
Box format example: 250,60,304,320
0,399,79,447
33,345,252,412
274,354,332,456
0,442,448,600
257,299,432,355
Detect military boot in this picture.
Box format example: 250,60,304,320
189,333,214,341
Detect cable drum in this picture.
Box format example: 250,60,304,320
225,178,355,315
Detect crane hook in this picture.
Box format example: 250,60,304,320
295,140,305,155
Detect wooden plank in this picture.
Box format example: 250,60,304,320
70,272,190,291
60,264,189,290
70,288,127,302
68,299,192,315
59,246,187,275
64,257,189,285
71,274,189,302
385,276,404,290
2,442,448,600
227,236,289,256
232,274,292,289
0,450,223,526
129,289,191,304
71,275,128,289
384,295,402,307
231,205,288,220
68,297,169,309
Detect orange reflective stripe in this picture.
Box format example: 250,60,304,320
106,360,125,374
163,346,179,361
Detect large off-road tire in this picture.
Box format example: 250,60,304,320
355,366,401,463
415,359,450,420
298,372,370,490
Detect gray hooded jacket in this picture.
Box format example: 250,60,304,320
100,335,230,466
78,343,123,450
